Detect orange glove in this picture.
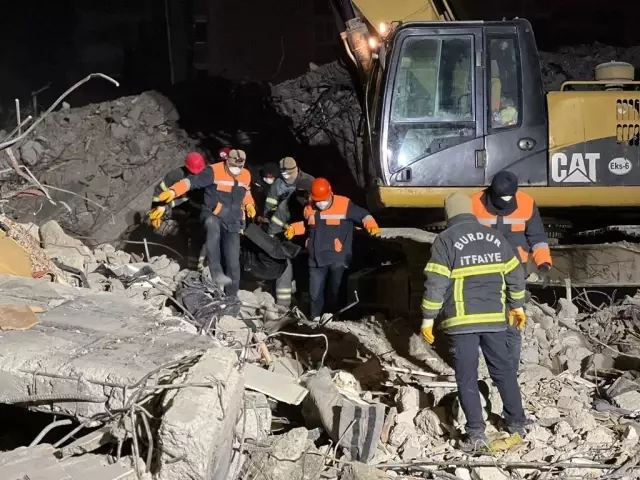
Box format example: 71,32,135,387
421,319,435,344
158,190,176,204
285,225,296,240
246,204,256,219
509,307,526,330
367,225,380,236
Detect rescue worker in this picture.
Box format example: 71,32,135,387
286,178,380,321
251,162,280,217
421,192,528,450
471,171,552,373
148,152,206,230
218,147,231,162
263,157,314,308
157,149,256,295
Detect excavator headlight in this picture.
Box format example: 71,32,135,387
379,22,389,37
368,37,379,50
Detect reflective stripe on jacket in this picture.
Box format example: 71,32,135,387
264,172,315,232
152,167,203,210
291,195,377,267
471,190,552,267
422,213,526,335
170,162,255,231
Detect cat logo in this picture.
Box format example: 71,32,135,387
551,152,599,183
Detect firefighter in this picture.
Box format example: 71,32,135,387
263,157,314,308
157,149,256,295
470,171,552,373
148,152,206,230
286,178,380,321
421,192,528,451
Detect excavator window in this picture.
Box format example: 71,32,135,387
388,35,475,171
487,35,521,130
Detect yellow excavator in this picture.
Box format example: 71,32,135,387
331,0,640,296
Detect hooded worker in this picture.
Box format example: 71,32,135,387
421,192,527,451
260,157,314,307
286,178,380,320
470,171,552,373
157,149,256,295
148,152,207,230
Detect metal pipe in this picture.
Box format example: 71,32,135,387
29,419,73,447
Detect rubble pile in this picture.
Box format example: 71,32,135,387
0,91,198,237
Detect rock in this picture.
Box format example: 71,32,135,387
149,255,180,280
564,459,602,479
521,346,540,364
341,463,389,480
414,409,443,438
238,392,271,443
568,411,598,433
128,104,143,121
622,425,639,447
388,422,415,447
471,467,509,480
557,298,579,320
245,427,323,480
217,315,249,335
40,220,94,269
110,123,129,140
94,249,107,263
86,176,111,198
333,371,361,393
555,421,574,438
518,364,554,384
128,137,150,155
455,468,472,480
19,140,45,165
399,434,421,460
527,425,552,444
395,386,423,413
522,447,547,462
585,426,615,446
612,390,640,411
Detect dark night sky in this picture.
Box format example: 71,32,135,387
0,0,639,130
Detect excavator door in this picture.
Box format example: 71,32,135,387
375,19,548,187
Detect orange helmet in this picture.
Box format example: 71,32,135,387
311,178,332,201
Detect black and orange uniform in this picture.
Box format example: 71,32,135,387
152,167,204,214
170,161,255,296
470,190,552,269
291,195,378,318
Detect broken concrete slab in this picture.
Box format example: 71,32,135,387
156,347,244,480
245,363,308,405
0,275,214,418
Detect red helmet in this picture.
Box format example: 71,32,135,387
184,152,206,175
311,178,332,201
219,147,231,160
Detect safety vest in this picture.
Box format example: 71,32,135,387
471,190,552,267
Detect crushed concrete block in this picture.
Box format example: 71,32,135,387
564,459,602,479
521,346,540,364
612,390,640,411
557,298,579,320
622,425,639,447
585,426,616,446
20,140,45,166
389,422,415,447
471,467,509,480
244,427,323,480
40,220,94,269
414,409,443,438
245,363,308,405
395,386,424,412
217,315,250,335
455,468,472,480
106,249,131,265
157,347,244,480
238,392,272,443
528,425,552,444
518,364,554,384
333,370,362,393
568,411,598,433
400,434,421,460
521,447,547,462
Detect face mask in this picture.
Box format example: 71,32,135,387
315,200,330,210
228,166,242,176
263,177,275,185
500,195,513,201
281,172,291,180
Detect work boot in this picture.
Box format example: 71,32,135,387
212,273,232,288
505,419,530,439
458,431,490,453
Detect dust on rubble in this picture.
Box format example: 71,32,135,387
0,91,198,238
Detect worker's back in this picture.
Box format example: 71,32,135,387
429,213,521,333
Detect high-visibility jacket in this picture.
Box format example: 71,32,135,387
152,167,202,210
170,162,255,232
291,195,378,267
471,190,552,268
264,172,314,233
422,213,526,335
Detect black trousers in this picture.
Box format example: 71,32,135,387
448,330,525,434
204,216,241,296
309,263,346,319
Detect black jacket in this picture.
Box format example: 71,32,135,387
422,213,526,335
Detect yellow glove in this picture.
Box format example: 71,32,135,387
285,225,296,240
158,190,176,204
367,225,380,236
148,207,166,229
246,204,256,219
509,307,526,330
421,319,435,344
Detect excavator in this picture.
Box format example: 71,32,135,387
330,0,640,303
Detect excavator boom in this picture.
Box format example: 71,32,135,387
351,0,455,32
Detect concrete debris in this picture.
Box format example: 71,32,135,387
2,91,198,239
341,463,391,480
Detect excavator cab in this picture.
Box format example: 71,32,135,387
366,19,548,189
